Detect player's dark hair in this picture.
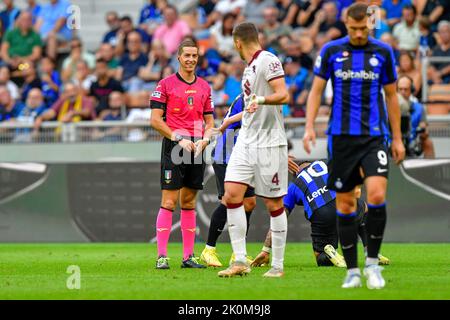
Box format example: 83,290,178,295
177,38,199,56
232,22,259,44
347,3,369,21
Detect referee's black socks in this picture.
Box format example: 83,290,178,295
366,203,387,259
337,211,359,269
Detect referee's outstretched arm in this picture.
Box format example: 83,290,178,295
383,83,406,164
302,77,327,154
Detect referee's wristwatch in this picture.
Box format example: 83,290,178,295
174,134,183,143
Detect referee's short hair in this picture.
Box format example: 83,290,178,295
232,22,259,44
347,2,369,21
177,38,199,56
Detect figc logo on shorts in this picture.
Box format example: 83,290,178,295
164,170,172,183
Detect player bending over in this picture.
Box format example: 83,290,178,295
218,22,290,278
252,160,390,268
200,93,256,267
150,39,215,269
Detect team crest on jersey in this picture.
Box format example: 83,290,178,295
315,56,322,68
369,56,379,67
187,96,194,106
164,170,172,183
269,61,282,73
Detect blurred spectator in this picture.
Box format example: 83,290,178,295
1,12,42,74
297,0,324,28
90,59,124,115
208,13,237,61
372,9,390,40
397,75,435,158
125,106,152,141
13,88,47,142
418,16,437,57
275,0,300,28
393,5,421,51
398,51,422,96
102,11,121,46
196,54,228,82
138,39,172,92
242,0,275,28
0,65,19,101
117,31,149,93
20,62,42,102
214,0,247,16
258,31,277,55
0,0,20,32
0,85,20,121
34,83,95,130
153,5,192,55
61,38,95,83
115,15,151,57
73,60,96,94
26,0,41,24
428,20,450,84
138,0,167,37
160,64,175,79
283,55,309,106
96,43,120,78
39,56,61,107
35,0,73,60
224,56,245,104
382,0,412,27
211,72,228,106
420,0,450,29
309,1,346,45
262,7,292,53
92,91,127,142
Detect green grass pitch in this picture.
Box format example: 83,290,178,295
0,243,449,300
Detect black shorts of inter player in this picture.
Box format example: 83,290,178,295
327,135,389,193
212,163,255,200
309,199,366,254
160,137,206,190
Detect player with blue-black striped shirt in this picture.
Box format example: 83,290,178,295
200,93,256,268
251,160,390,268
303,3,405,289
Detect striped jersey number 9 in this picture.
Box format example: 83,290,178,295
377,150,388,166
299,161,328,183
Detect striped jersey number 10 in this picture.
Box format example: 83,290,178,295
299,161,328,183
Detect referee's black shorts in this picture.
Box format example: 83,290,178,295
327,135,389,193
160,137,206,190
213,163,255,200
309,198,366,254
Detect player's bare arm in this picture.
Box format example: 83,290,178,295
219,112,243,133
384,83,406,164
303,76,327,154
150,108,195,152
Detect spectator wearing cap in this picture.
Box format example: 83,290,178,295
153,5,192,55
116,31,149,93
35,0,73,60
1,11,42,74
428,20,450,84
381,0,412,27
393,5,421,51
283,55,309,106
0,0,20,32
90,59,124,115
262,7,292,54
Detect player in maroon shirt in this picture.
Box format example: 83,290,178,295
150,38,215,269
